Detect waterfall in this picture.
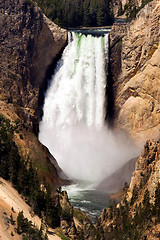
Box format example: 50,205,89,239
39,31,139,183
43,32,108,128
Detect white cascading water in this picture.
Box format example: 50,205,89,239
39,31,139,184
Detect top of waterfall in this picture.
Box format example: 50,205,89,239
67,28,111,36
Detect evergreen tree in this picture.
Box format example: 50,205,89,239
130,184,138,206
10,213,15,225
34,0,114,27
153,183,160,222
0,115,61,229
141,189,151,224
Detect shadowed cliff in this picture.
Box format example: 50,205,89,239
0,0,67,132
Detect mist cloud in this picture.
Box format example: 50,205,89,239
39,123,140,183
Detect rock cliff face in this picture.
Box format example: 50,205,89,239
0,100,67,188
110,0,142,18
98,139,160,239
58,191,95,240
127,139,160,203
0,0,67,129
110,0,160,143
0,0,67,187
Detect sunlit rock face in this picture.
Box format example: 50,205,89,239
110,0,160,143
126,139,160,207
110,0,142,18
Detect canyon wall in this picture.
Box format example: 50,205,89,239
0,0,67,130
110,0,160,143
110,0,142,18
0,0,67,187
98,139,160,239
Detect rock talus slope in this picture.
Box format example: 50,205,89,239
0,178,61,240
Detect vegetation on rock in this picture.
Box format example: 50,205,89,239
96,140,160,240
0,114,61,228
17,211,48,240
124,0,153,20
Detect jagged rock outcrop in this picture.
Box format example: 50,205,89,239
58,191,96,240
0,0,67,130
110,0,142,18
110,0,123,17
59,191,78,239
97,139,160,239
110,0,160,143
127,139,160,203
